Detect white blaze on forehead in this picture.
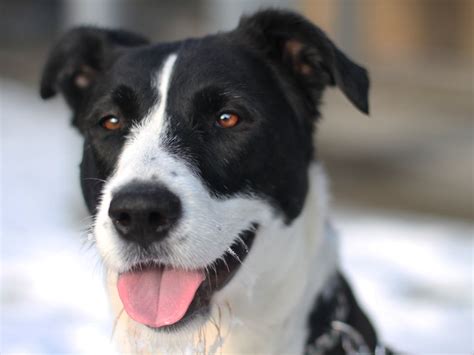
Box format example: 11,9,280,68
115,53,178,172
150,53,177,135
130,53,177,142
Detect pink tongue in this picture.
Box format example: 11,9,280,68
117,267,205,328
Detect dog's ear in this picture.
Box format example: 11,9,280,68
40,27,149,111
237,9,369,114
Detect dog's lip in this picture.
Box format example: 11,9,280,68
119,223,259,331
120,222,258,276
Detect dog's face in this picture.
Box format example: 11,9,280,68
41,10,368,333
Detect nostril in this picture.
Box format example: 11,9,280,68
115,212,131,227
148,211,168,229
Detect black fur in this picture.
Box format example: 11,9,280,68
306,274,379,353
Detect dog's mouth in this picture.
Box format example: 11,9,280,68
116,223,258,330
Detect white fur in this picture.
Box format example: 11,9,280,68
93,53,338,354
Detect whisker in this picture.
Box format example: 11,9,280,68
207,262,218,287
226,246,242,265
202,324,207,355
235,236,249,254
110,307,125,342
208,311,223,355
83,177,108,183
219,257,230,273
202,266,212,295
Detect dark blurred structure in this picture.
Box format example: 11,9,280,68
1,0,472,219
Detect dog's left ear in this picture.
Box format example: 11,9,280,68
40,27,149,112
237,9,369,114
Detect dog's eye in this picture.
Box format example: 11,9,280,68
100,115,123,131
216,113,239,128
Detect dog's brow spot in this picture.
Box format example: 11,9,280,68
171,171,178,177
151,174,158,180
150,157,156,161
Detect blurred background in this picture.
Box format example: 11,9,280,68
1,0,472,353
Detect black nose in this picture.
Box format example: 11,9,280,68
108,183,182,247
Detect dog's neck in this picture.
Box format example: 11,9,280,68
108,163,338,354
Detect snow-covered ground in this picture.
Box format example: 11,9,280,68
1,79,472,354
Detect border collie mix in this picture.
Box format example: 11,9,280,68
41,9,388,354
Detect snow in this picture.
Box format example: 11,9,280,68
1,79,114,354
337,209,473,353
1,79,472,353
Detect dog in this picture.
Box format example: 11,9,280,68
40,9,388,354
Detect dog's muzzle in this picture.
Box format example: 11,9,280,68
102,181,259,331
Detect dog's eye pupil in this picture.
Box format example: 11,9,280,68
217,113,239,128
100,116,122,131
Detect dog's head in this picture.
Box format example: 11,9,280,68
41,10,368,332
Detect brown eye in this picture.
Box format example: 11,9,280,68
100,115,123,131
217,113,239,128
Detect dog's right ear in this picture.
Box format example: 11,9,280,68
236,10,369,115
40,27,149,111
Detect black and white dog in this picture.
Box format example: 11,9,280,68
41,9,388,354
